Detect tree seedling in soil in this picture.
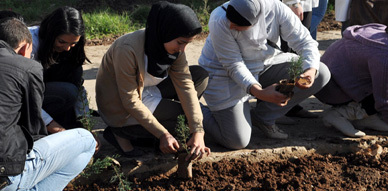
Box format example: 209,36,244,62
71,155,132,191
175,115,193,179
73,87,131,190
276,56,308,98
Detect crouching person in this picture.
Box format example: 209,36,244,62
315,23,388,137
0,18,96,190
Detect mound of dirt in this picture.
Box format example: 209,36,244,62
317,10,342,32
66,148,388,190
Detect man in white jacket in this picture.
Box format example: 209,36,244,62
199,0,330,149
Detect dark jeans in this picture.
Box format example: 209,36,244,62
43,82,79,128
43,65,84,129
112,65,209,143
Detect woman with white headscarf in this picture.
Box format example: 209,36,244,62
199,0,330,149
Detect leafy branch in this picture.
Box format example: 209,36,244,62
288,56,304,82
175,115,190,153
80,155,132,190
77,87,96,132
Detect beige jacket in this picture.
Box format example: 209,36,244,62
96,29,203,139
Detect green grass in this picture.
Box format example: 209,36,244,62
83,9,143,40
0,0,77,24
1,0,223,40
1,0,335,40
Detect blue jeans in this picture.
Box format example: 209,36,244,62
4,128,96,191
310,0,328,39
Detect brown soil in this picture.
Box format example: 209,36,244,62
67,149,388,190
317,10,342,32
132,152,388,191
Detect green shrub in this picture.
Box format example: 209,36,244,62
130,5,151,23
83,9,140,39
1,0,223,40
0,0,77,24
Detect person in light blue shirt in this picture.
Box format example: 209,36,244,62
199,0,330,149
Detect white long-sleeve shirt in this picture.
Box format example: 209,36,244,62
199,0,320,111
282,0,319,12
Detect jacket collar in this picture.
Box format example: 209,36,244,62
0,40,17,55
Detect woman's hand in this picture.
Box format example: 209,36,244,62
46,120,65,134
159,132,180,154
250,84,291,106
185,131,211,161
289,3,303,21
296,68,317,89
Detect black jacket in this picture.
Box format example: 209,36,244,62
0,41,47,176
44,51,84,88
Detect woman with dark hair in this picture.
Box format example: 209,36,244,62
96,1,211,159
29,6,91,130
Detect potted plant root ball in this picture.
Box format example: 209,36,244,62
175,115,193,179
276,56,309,98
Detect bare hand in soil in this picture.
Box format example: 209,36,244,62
296,68,316,89
159,132,180,154
46,120,65,134
250,84,290,106
185,132,211,161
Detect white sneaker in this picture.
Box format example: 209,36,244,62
251,110,288,139
353,114,388,132
322,107,366,137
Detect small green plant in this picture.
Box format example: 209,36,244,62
175,115,193,179
288,56,304,82
111,164,132,191
81,155,119,179
175,115,190,153
80,155,132,190
77,87,96,132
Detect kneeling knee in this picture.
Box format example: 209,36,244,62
223,136,250,150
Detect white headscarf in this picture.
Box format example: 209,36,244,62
229,0,268,50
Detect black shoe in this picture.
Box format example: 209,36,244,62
103,126,144,157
